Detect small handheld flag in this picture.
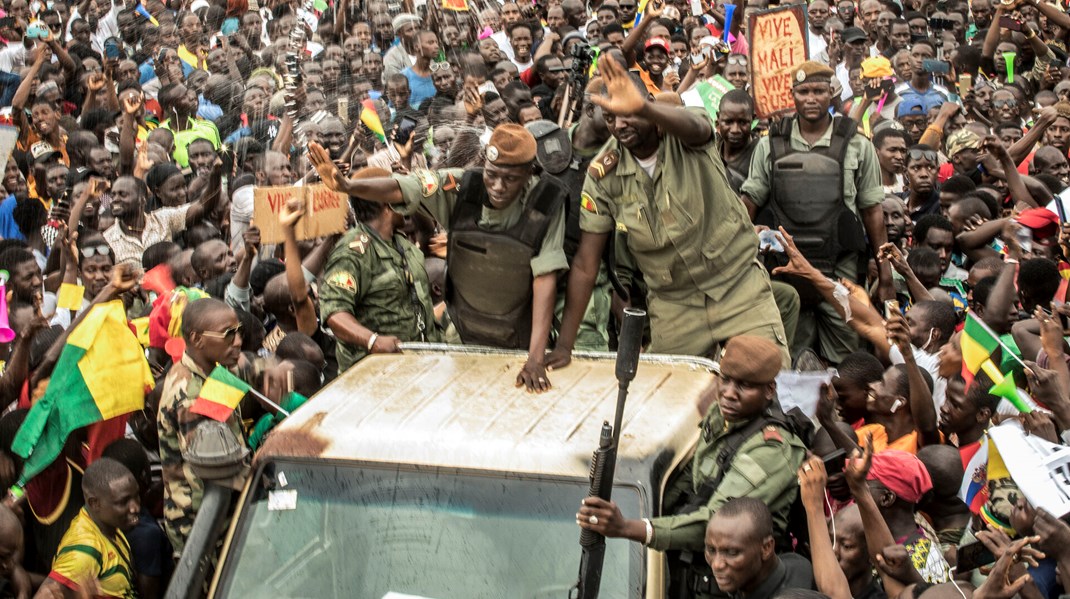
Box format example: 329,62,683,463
360,99,387,144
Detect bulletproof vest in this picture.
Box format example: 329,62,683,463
446,169,565,349
761,116,868,302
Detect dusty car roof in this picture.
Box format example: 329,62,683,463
257,345,716,478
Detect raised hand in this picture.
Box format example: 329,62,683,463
590,55,648,117
308,142,347,193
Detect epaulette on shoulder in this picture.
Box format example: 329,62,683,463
587,150,619,179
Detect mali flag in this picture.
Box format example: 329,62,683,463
961,313,1000,387
190,365,251,422
360,99,386,144
12,301,154,484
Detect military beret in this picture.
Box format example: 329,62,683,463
486,123,537,166
793,61,835,87
719,335,782,384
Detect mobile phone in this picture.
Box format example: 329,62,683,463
691,46,710,65
822,448,847,473
25,20,49,39
690,0,703,14
923,59,950,74
104,37,121,60
394,116,418,144
955,541,996,572
999,15,1022,31
337,97,349,125
758,229,784,252
958,73,972,98
865,82,883,98
884,299,900,317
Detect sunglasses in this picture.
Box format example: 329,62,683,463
201,323,243,342
80,244,111,258
430,61,452,73
727,56,748,66
908,149,938,162
993,99,1018,109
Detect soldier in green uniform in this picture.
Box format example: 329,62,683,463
739,61,891,364
157,297,248,556
309,124,569,392
319,167,441,373
549,55,789,368
577,335,808,597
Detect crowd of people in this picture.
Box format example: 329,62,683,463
0,0,1069,595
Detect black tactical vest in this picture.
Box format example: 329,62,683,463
761,116,868,303
446,169,565,349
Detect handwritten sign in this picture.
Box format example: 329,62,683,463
253,184,348,244
748,5,809,118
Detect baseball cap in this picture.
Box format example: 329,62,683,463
842,27,868,43
644,36,670,53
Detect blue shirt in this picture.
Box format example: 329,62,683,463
0,195,24,241
402,66,435,110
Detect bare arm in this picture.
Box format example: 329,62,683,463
799,457,853,599
1009,107,1056,165
278,199,318,335
544,230,608,369
184,162,223,227
309,142,405,201
888,312,940,446
985,227,1023,334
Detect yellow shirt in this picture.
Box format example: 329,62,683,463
49,508,136,598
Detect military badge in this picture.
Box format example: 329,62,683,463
328,271,357,292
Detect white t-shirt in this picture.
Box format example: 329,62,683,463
889,344,946,412
636,153,657,177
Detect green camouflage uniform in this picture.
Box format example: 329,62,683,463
320,223,441,373
157,354,247,556
651,402,807,552
580,108,788,363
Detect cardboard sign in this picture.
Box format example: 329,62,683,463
253,184,348,244
748,5,809,118
0,125,18,169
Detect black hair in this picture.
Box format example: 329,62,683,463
995,120,1023,134
718,89,754,115
507,22,532,37
29,325,62,372
907,246,941,279
873,127,912,150
715,497,774,542
276,332,325,367
143,241,181,271
235,308,265,353
12,196,47,234
837,351,885,386
602,23,625,37
1035,173,1067,195
287,359,323,398
954,195,993,220
913,300,957,342
82,457,134,498
1018,258,1061,306
101,438,151,483
942,174,977,196
972,275,997,306
0,247,36,276
181,297,232,340
79,108,119,134
249,259,286,297
913,214,953,245
964,369,1000,415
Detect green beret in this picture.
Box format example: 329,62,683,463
719,335,782,384
793,61,836,87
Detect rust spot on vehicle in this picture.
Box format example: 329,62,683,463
254,412,330,465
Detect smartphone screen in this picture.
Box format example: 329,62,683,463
999,15,1022,31
394,117,418,144
956,541,996,572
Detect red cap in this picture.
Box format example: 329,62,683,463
1017,207,1060,239
644,36,670,53
866,450,933,503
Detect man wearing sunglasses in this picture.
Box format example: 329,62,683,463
741,61,891,365
157,297,249,556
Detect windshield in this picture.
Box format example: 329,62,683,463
214,461,644,599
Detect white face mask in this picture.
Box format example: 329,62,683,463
673,57,682,68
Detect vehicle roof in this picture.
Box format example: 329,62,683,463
257,345,717,479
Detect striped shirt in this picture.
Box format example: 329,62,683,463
49,508,136,598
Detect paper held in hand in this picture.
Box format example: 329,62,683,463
253,184,349,244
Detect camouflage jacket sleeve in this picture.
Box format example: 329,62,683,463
648,427,806,552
